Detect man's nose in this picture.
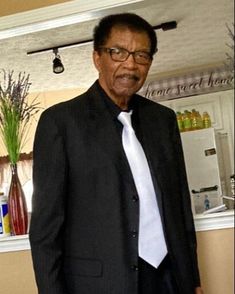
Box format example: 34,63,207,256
123,53,137,67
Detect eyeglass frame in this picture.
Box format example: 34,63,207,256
98,47,156,65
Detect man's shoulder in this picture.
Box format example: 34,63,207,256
47,92,87,111
40,84,96,119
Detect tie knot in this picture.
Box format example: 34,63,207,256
118,111,133,129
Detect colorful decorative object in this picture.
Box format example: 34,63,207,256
0,70,40,235
7,163,28,235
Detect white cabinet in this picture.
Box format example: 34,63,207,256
159,90,234,200
180,128,223,214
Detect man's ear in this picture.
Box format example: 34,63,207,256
93,50,101,72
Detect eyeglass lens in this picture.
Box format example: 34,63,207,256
106,48,151,64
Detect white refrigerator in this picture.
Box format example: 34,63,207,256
180,128,223,214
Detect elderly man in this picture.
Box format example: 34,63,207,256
30,13,203,294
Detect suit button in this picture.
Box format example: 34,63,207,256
131,265,139,271
132,195,139,202
131,230,138,238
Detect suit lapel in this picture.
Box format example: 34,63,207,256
84,84,135,186
83,84,168,204
136,100,168,216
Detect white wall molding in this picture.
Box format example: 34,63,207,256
0,0,146,40
194,209,234,232
0,235,30,253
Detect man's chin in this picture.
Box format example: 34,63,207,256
113,87,137,99
113,82,142,97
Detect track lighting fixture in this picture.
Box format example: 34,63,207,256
53,48,64,74
27,21,177,74
27,21,177,56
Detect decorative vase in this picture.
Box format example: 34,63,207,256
8,163,28,235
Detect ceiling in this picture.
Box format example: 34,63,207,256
0,0,234,93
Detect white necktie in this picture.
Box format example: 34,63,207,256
118,111,167,268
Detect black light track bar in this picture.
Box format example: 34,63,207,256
27,21,177,56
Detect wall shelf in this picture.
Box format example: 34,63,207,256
0,234,30,253
194,209,234,231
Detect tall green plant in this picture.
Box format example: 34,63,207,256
0,70,40,164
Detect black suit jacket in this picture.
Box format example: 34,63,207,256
29,81,200,294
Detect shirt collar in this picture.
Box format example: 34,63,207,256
96,80,137,119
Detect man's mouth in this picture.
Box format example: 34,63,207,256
117,74,139,81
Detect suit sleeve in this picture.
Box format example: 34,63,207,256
29,109,68,294
171,112,201,287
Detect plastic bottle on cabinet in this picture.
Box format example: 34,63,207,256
176,111,184,132
204,195,210,210
183,110,192,132
191,109,198,130
202,111,212,128
0,192,11,237
196,111,203,129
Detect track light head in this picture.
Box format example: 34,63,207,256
53,48,64,74
161,21,177,31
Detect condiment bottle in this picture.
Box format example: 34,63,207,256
191,109,198,130
196,111,203,129
183,110,192,132
176,111,184,132
202,111,212,128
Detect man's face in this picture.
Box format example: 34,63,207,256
93,27,152,106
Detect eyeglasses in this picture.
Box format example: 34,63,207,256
99,47,153,65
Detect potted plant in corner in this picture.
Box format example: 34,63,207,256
0,70,40,235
